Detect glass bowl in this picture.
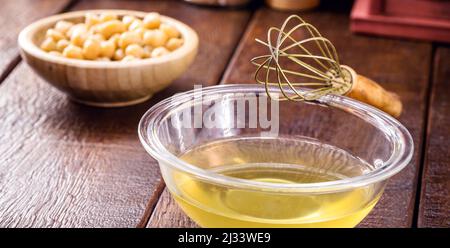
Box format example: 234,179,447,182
138,84,413,228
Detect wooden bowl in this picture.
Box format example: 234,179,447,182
18,10,199,107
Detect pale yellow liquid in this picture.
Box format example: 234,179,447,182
170,137,383,228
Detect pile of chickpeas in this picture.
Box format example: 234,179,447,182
40,12,184,61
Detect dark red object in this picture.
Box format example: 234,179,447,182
351,0,450,43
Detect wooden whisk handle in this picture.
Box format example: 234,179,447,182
346,74,403,118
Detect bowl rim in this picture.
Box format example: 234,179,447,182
138,84,414,193
18,9,199,68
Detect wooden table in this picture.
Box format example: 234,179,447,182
0,0,448,228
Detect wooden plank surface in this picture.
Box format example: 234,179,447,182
0,0,251,227
0,0,72,83
418,47,450,227
148,6,432,228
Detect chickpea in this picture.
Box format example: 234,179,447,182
160,23,180,38
151,47,169,58
166,38,184,51
143,30,167,47
87,24,97,35
46,29,65,42
125,44,144,58
128,19,143,31
63,45,83,59
67,23,87,38
90,33,105,42
55,20,73,34
122,55,137,61
100,40,116,58
83,38,101,60
133,28,146,39
40,37,56,52
108,33,121,46
70,28,87,47
96,20,126,39
99,13,118,22
122,15,136,28
85,13,101,28
143,12,161,29
113,49,125,61
118,31,141,49
56,39,70,52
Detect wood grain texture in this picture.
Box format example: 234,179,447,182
148,190,198,228
149,6,432,228
0,63,164,227
0,0,251,227
418,47,450,228
0,0,72,83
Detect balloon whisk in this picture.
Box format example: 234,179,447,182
251,15,402,117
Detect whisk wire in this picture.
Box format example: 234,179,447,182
252,15,351,101
279,16,338,69
266,28,311,100
252,53,338,82
275,22,335,71
252,41,335,82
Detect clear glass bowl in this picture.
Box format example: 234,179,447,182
139,84,413,228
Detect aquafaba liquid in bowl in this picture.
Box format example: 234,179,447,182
173,137,382,228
